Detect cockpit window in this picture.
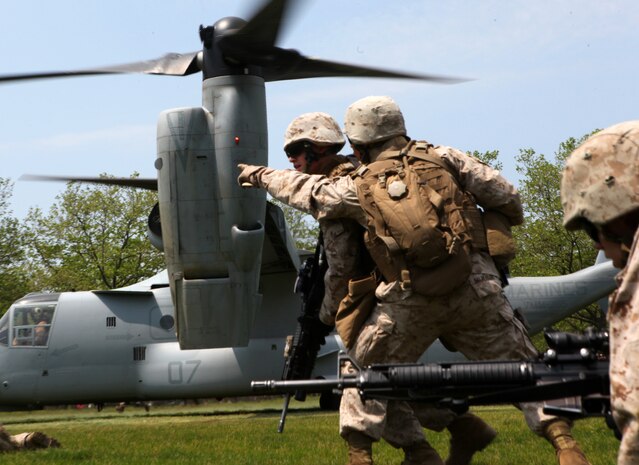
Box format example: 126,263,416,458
11,303,56,347
0,312,9,346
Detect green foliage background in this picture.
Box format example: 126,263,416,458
0,175,163,315
22,175,164,292
509,132,606,332
269,198,319,252
0,179,30,311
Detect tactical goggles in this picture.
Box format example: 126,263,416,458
582,221,600,243
285,141,311,157
582,220,625,244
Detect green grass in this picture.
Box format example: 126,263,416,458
1,398,619,464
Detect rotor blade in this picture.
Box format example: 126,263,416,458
260,52,470,83
20,174,158,191
237,0,293,47
0,52,200,84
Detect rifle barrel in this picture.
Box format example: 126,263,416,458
252,377,349,394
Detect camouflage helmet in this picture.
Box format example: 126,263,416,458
343,96,406,145
283,112,345,151
561,120,639,230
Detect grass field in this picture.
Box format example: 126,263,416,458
1,397,619,464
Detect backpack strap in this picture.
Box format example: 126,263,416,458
351,163,369,178
411,141,492,255
374,140,461,186
374,139,416,162
408,141,457,177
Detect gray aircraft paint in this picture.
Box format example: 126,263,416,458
0,242,616,407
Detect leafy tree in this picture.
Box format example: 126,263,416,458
24,175,164,292
0,178,31,314
510,132,605,332
269,198,319,251
467,149,503,171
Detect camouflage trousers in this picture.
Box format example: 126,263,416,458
339,274,558,447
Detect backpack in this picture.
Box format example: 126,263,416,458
351,140,477,296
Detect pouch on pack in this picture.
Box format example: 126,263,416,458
352,140,472,296
483,209,517,269
335,274,377,349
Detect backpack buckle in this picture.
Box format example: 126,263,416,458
400,269,412,291
378,172,387,188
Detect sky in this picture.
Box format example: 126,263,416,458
1,0,638,219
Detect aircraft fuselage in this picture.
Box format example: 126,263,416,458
0,259,617,408
0,271,340,408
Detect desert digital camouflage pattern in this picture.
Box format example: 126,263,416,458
561,120,639,230
282,112,361,325
316,159,369,326
0,425,60,452
283,112,345,150
238,143,523,226
339,250,559,447
238,143,562,443
609,228,639,465
343,96,407,145
560,119,639,464
237,164,365,223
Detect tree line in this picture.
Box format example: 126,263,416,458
0,133,603,332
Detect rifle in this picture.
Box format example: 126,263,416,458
255,329,615,432
277,233,332,432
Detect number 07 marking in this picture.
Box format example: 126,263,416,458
168,360,201,384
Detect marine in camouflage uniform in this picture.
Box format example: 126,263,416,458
240,97,589,465
0,425,60,452
561,120,639,465
281,112,370,326
282,112,499,465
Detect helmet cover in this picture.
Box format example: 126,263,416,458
561,120,639,230
283,112,345,151
343,96,406,145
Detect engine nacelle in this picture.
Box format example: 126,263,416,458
156,75,267,349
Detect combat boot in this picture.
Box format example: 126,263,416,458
445,413,497,465
401,439,444,465
346,431,373,465
544,420,591,465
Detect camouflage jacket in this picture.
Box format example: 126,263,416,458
249,144,523,226
608,227,639,462
316,156,370,326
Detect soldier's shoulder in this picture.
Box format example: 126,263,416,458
328,155,358,177
431,144,467,158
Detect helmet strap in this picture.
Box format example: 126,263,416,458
303,144,327,173
358,146,371,164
